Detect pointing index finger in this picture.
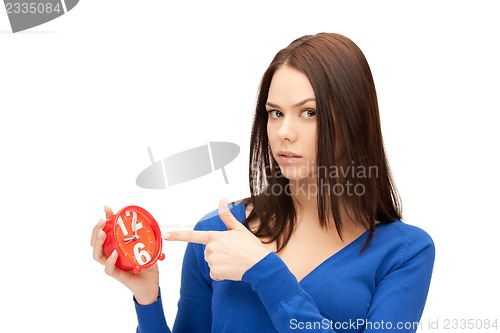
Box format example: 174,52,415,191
164,230,216,245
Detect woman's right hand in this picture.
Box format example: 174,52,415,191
91,206,160,305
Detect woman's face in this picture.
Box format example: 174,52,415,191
266,65,317,182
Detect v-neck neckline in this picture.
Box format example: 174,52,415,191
296,229,368,284
233,201,370,285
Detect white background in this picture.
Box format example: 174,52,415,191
1,1,499,332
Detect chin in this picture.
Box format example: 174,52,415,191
278,165,314,182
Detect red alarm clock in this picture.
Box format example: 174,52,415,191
102,205,165,273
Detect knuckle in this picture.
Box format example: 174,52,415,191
205,243,214,252
92,249,103,262
104,265,113,276
221,209,232,219
209,269,220,280
206,232,217,242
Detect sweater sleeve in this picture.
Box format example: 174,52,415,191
135,204,240,333
242,232,435,333
364,230,435,332
135,240,213,333
135,289,171,333
171,241,213,332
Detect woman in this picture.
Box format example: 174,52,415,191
91,32,435,332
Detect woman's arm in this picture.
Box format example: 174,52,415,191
90,207,169,332
135,289,170,333
171,240,213,332
135,232,214,333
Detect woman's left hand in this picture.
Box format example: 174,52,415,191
163,198,271,281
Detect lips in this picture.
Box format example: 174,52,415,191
277,150,302,158
276,150,302,164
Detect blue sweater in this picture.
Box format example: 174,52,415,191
135,201,435,332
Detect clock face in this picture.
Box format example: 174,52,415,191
113,207,159,267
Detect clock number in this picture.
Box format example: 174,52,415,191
117,211,142,235
134,243,152,265
116,216,129,235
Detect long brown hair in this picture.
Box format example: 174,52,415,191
243,33,402,252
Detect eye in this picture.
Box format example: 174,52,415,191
301,109,316,118
268,110,283,119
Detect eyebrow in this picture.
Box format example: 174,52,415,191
266,98,316,109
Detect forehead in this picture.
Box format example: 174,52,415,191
267,65,315,103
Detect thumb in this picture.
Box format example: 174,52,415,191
104,205,115,220
218,197,245,231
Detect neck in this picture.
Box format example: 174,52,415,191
287,178,357,230
288,178,322,222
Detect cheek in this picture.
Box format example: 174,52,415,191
267,123,276,144
307,127,317,157
267,120,274,135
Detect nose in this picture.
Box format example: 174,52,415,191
276,115,298,142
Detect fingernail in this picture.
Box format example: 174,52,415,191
163,232,171,240
111,249,118,258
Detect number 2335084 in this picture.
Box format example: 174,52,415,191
5,2,62,14
441,319,498,330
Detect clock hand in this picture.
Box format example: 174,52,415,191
132,215,138,238
124,233,141,244
124,236,140,244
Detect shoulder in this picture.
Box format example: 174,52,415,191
371,220,435,263
193,199,248,232
362,220,435,284
378,220,434,245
